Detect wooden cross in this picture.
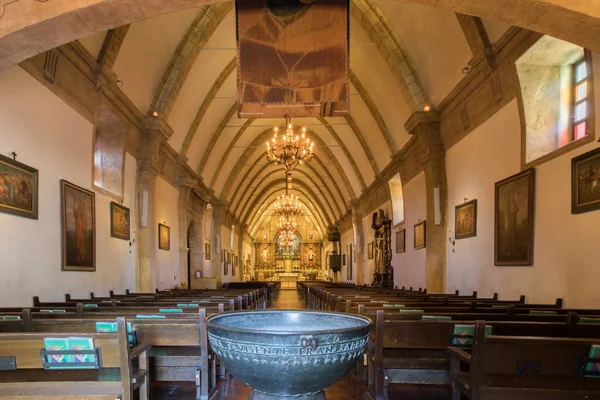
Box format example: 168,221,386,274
10,151,16,161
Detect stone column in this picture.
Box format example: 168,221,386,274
177,181,193,289
136,118,171,292
405,111,447,293
351,201,365,285
237,224,247,280
211,201,225,288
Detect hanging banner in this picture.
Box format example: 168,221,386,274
236,0,349,118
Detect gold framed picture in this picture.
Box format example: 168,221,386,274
61,180,95,271
414,221,426,250
0,154,38,219
205,242,211,260
158,223,170,251
110,202,130,240
396,229,405,253
455,199,477,240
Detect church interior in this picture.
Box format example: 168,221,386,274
0,0,600,399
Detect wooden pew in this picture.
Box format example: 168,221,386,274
0,309,219,399
368,310,600,400
0,317,150,400
448,321,600,400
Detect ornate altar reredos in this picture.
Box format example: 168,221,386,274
254,215,322,281
371,209,394,289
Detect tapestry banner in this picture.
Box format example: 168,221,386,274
236,0,349,118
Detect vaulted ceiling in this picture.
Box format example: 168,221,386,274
76,0,512,238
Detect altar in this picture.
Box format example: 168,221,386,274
278,273,299,289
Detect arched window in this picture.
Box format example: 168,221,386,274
516,35,594,166
388,173,405,226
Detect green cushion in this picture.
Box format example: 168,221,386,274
0,316,21,320
421,315,452,321
83,304,98,308
394,304,406,308
383,304,394,308
399,309,424,314
492,305,507,309
136,315,166,319
159,309,183,313
528,310,557,315
585,345,600,378
579,318,600,324
452,324,492,348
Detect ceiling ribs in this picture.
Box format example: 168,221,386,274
236,168,339,222
150,3,233,119
228,155,345,218
351,0,431,113
182,56,237,158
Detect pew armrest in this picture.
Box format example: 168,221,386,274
129,343,152,359
447,346,472,364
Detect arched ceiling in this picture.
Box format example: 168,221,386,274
44,0,593,239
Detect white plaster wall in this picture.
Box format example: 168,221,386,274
446,68,600,308
220,224,236,283
392,173,427,290
0,67,137,305
340,229,355,283
154,177,180,290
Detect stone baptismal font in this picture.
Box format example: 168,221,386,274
205,310,372,399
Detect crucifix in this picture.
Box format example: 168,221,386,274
10,151,17,161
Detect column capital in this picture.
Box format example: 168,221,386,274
404,111,440,135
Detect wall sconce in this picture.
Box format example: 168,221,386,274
448,230,455,253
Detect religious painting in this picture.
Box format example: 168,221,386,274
495,169,535,266
455,199,477,240
572,147,600,214
205,242,211,260
236,0,350,118
347,243,353,281
367,242,374,260
158,224,170,251
414,221,426,250
0,154,38,219
396,229,405,253
60,180,95,271
110,202,130,240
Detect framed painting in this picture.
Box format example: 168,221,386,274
158,223,170,251
572,147,600,214
347,243,353,281
495,168,535,266
110,202,130,240
60,180,95,271
414,221,426,250
205,242,211,260
396,229,405,253
0,154,38,219
455,199,477,240
367,242,374,260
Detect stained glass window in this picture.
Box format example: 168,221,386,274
573,59,590,141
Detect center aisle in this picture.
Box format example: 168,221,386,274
269,288,308,309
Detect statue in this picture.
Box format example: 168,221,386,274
371,209,393,289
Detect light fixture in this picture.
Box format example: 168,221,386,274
116,79,123,87
279,231,295,249
273,172,302,217
277,215,298,232
462,65,471,74
152,111,159,118
266,117,314,172
423,105,431,112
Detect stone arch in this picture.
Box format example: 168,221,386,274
2,0,599,76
